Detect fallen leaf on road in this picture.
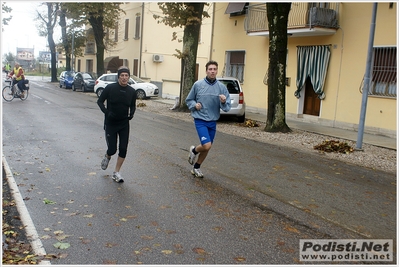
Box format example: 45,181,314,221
43,198,56,204
53,242,70,249
234,257,246,262
192,247,206,255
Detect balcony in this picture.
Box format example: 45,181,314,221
244,3,340,37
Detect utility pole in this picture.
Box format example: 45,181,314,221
71,32,75,72
356,3,377,150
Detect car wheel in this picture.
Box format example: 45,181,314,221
72,84,76,91
136,89,146,99
237,113,246,123
96,88,104,98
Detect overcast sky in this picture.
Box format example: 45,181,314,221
2,1,55,59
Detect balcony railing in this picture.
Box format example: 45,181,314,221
245,3,340,36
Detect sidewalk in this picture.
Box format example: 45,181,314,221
249,112,397,150
155,98,396,150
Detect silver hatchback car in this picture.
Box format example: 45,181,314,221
218,77,246,122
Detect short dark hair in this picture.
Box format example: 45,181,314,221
206,60,218,70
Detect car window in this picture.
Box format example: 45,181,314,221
104,75,117,82
219,80,240,94
131,75,144,83
82,73,92,79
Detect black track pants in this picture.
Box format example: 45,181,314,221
105,123,130,158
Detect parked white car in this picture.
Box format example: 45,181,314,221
217,77,246,123
94,73,159,99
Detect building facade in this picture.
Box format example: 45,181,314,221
211,2,396,138
76,2,396,138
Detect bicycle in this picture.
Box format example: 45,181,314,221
2,77,29,102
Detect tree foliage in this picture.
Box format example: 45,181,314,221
154,3,209,110
265,3,292,133
56,3,86,71
2,52,15,65
62,2,124,76
36,2,60,82
1,2,12,30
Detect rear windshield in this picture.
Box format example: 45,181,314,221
82,73,93,79
218,80,240,94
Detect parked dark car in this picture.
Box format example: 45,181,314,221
59,71,75,89
72,72,96,92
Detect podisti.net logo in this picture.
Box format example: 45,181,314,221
299,239,393,262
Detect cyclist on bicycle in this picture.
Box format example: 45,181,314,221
7,62,27,98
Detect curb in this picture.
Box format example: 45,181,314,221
2,154,51,265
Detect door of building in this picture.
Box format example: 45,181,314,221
303,77,320,116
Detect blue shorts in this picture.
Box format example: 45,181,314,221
194,119,217,145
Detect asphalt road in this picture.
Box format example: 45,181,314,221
2,78,396,264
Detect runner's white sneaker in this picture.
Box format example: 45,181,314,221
112,172,124,183
191,168,204,178
101,155,110,170
188,145,197,165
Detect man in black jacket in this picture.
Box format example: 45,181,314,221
97,66,137,183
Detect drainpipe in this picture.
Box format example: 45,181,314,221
139,2,145,77
356,3,377,150
333,26,344,128
209,3,216,60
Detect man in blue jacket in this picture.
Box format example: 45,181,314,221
185,60,231,178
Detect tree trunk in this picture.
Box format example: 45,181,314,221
177,3,204,111
59,10,71,71
264,3,291,133
88,6,106,76
46,3,58,82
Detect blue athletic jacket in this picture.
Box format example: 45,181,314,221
186,78,231,121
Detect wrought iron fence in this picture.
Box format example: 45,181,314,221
360,46,397,98
244,2,340,33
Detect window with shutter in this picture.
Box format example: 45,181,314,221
135,15,141,39
114,23,118,42
225,51,245,82
124,19,129,40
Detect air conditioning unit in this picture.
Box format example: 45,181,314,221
153,54,164,63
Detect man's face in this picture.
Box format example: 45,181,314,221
206,64,218,80
118,73,129,86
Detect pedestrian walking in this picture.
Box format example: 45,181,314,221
185,60,231,178
97,66,137,183
4,62,11,75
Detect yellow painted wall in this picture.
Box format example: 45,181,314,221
211,3,269,113
77,2,214,98
212,2,396,135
